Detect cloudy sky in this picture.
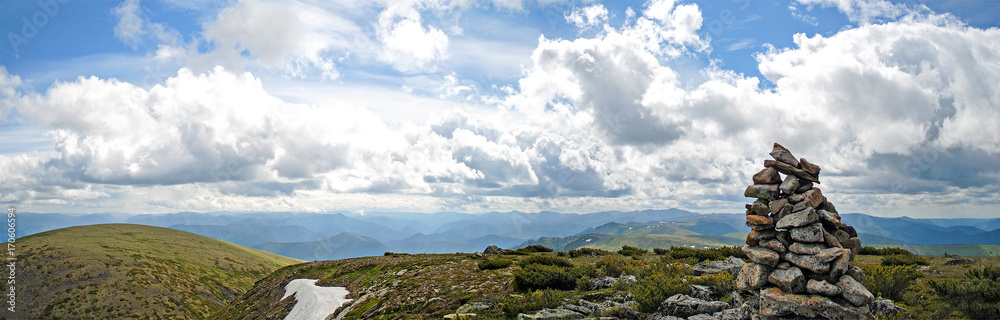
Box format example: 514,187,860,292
1,0,997,218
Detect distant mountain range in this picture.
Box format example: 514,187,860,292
16,209,1000,260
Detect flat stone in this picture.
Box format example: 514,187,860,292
791,200,811,213
807,279,841,296
751,199,771,215
516,308,584,319
799,158,821,177
796,181,814,193
753,167,783,184
746,229,776,246
830,249,851,278
769,266,807,293
776,207,819,229
690,256,746,276
824,229,843,248
764,159,820,184
789,188,824,208
760,238,786,254
736,263,771,291
815,247,845,262
818,200,838,213
837,275,874,306
655,294,728,318
847,265,866,283
844,226,858,238
788,242,826,255
817,209,841,226
745,184,780,200
769,143,800,167
768,199,788,216
834,229,850,243
784,252,831,274
776,261,791,270
771,204,793,224
790,222,824,243
689,285,716,301
759,288,873,320
776,231,791,247
779,175,800,195
747,215,774,226
742,245,779,267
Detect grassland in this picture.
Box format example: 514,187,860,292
866,244,1000,256
4,224,302,320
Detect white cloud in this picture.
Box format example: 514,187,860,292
375,0,453,73
565,4,608,29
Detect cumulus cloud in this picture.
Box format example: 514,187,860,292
565,4,608,29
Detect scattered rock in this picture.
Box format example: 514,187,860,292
689,256,746,276
653,294,728,319
945,258,975,265
590,277,617,290
868,297,905,317
689,285,716,301
483,245,506,255
759,287,873,320
516,308,584,319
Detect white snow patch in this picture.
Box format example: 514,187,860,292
282,279,352,320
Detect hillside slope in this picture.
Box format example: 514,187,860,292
5,224,302,319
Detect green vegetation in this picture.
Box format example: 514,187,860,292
499,289,571,319
512,264,578,291
929,266,1000,319
478,258,513,271
881,253,930,266
655,246,747,261
511,245,554,254
567,247,611,257
861,265,922,301
12,224,301,320
858,246,914,256
617,245,649,258
519,255,573,268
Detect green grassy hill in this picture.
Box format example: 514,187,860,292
5,224,302,319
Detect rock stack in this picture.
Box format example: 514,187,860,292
736,143,874,320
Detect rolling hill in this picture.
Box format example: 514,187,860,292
5,224,302,319
256,232,390,261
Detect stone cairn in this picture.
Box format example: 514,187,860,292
736,143,875,320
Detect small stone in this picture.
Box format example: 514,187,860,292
818,200,837,214
789,242,826,255
843,226,858,238
769,143,800,167
789,188,824,208
776,207,819,229
799,158,821,178
817,209,841,226
869,297,906,317
830,249,851,278
753,167,783,184
784,252,831,274
747,215,774,226
838,275,874,306
779,175,800,195
771,204,793,223
768,199,788,216
745,184,780,200
796,181,814,193
790,222,824,243
655,294,728,318
752,199,771,215
737,263,771,291
746,229,776,246
847,265,866,283
814,247,845,262
760,238,786,254
791,200,810,213
769,266,807,293
742,245,779,267
764,159,820,184
824,229,843,248
776,231,791,247
842,237,862,259
834,229,850,243
776,261,791,270
806,279,841,296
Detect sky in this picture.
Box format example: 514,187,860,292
0,0,998,218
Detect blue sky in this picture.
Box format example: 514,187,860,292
1,0,998,217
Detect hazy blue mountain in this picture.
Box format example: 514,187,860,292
256,232,389,261
841,214,1000,245
170,218,327,247
126,212,245,227
18,212,126,236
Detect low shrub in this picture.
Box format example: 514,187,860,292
618,245,648,258
653,248,670,255
512,264,577,291
628,262,733,312
859,246,914,256
596,256,649,278
519,255,573,268
518,245,554,253
930,265,1000,319
478,258,513,271
861,265,923,301
568,247,611,258
499,289,571,318
881,254,929,266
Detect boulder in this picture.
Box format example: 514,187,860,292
799,158,821,177
752,167,782,184
736,263,771,291
759,238,787,254
945,258,975,265
689,256,746,276
746,215,774,227
689,285,716,301
764,160,820,184
806,279,841,296
742,246,779,267
790,223,825,243
484,245,506,255
869,297,906,317
776,207,819,229
654,294,728,318
590,276,617,290
745,184,779,200
769,143,800,167
784,252,831,274
759,288,873,320
788,242,826,255
769,266,807,293
837,275,874,306
779,175,800,195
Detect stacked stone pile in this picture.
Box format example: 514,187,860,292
736,143,874,319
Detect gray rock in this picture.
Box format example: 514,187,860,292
844,226,858,238
776,207,818,229
768,199,788,217
444,314,479,319
824,229,843,248
817,209,841,226
814,247,845,262
769,266,807,293
796,181,814,193
769,143,800,167
690,256,746,276
838,275,874,306
590,276,617,290
473,251,484,258
776,231,791,247
842,237,862,257
818,200,838,213
764,159,820,184
750,199,771,215
779,175,800,195
806,279,841,296
759,239,786,254
799,158,821,177
457,302,491,314
847,265,866,283
620,275,637,284
776,261,791,270
742,246,779,267
516,308,584,319
745,184,779,200
484,245,506,255
689,285,716,301
829,249,851,278
789,188,824,208
654,294,728,318
834,229,850,243
788,242,826,255
868,297,905,317
745,229,776,246
752,167,782,184
559,304,592,316
945,258,975,265
759,287,873,320
791,200,811,213
790,222,824,243
771,203,794,225
736,263,771,291
784,252,831,274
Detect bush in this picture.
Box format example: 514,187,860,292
499,289,571,318
861,265,923,301
627,262,733,312
653,248,670,255
520,255,573,268
568,247,611,258
858,246,914,256
881,254,929,266
518,245,554,253
618,245,649,258
478,258,513,271
596,256,649,278
664,246,723,261
930,265,1000,319
512,264,578,291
